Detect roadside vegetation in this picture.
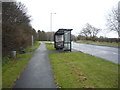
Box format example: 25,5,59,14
2,41,40,65
26,41,40,52
46,43,119,88
76,40,119,47
2,42,40,88
2,2,37,56
46,43,55,50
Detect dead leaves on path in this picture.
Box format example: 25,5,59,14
77,72,84,76
83,85,95,88
55,82,61,88
54,75,62,88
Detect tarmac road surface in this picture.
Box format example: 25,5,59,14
72,42,119,64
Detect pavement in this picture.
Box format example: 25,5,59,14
14,42,56,88
72,42,120,64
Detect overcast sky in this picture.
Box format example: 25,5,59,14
16,0,119,38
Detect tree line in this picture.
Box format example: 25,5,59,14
2,2,37,56
37,30,54,41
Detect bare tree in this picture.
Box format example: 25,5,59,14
91,27,101,38
80,23,101,39
71,34,77,41
106,3,120,37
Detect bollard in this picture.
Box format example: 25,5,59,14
10,51,16,59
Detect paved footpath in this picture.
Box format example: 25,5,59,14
14,42,56,88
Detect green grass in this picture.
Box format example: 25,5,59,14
76,40,119,47
46,43,55,50
2,41,40,66
2,54,32,88
2,41,40,88
26,41,40,52
46,44,119,88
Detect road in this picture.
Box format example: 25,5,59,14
72,42,119,64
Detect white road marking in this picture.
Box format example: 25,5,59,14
113,52,117,54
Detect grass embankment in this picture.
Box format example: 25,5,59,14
2,41,40,88
46,43,119,88
26,41,40,52
76,40,119,47
46,43,55,50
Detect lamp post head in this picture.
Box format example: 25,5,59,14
51,12,56,14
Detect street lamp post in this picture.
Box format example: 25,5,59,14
50,12,56,42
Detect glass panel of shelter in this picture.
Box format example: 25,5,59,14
64,30,70,50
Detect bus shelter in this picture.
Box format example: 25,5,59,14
54,29,72,51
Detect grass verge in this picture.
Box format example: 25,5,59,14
26,41,40,52
2,41,40,88
46,43,119,88
2,54,32,88
76,40,119,47
46,43,55,50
